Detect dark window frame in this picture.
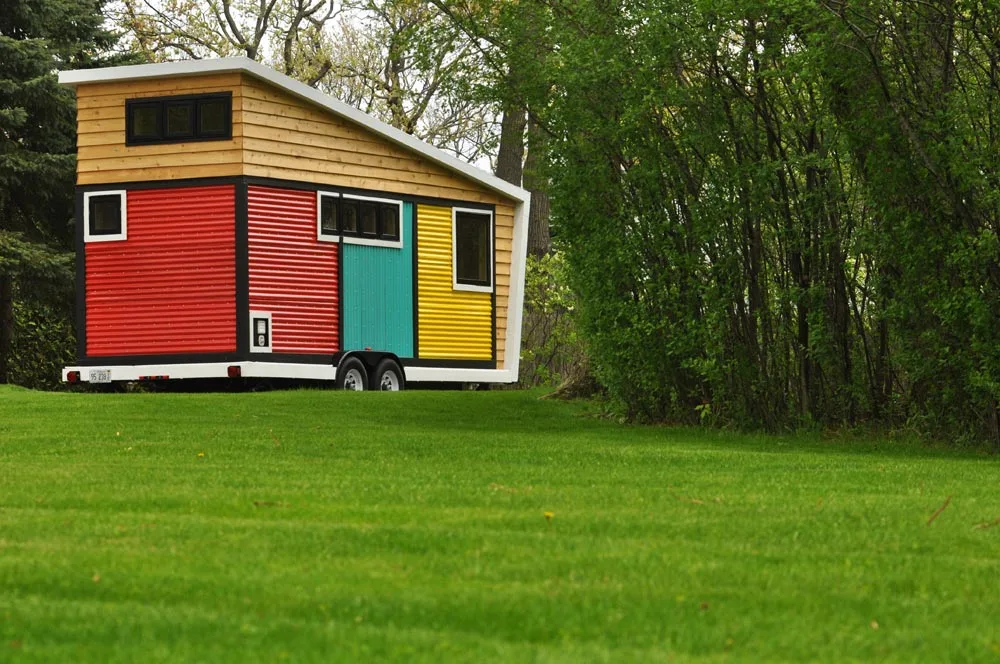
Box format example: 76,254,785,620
453,210,493,289
317,192,340,239
317,192,403,245
125,92,233,146
84,190,127,242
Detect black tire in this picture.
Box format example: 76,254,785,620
336,357,368,391
372,358,405,391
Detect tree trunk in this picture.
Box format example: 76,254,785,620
0,274,13,384
495,102,526,186
523,116,551,257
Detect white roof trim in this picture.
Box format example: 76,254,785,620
59,57,529,204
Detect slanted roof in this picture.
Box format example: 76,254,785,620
59,58,528,205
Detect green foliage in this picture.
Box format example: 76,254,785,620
0,0,130,387
518,252,586,386
501,0,1000,442
9,283,76,390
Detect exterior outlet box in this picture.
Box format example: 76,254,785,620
250,312,272,353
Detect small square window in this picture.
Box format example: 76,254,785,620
129,103,160,141
360,202,378,237
84,191,127,242
341,200,359,234
165,102,194,138
319,193,338,237
380,204,399,241
454,210,491,289
198,97,229,136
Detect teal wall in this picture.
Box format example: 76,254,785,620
341,202,414,357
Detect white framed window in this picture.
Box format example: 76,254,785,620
341,194,404,249
452,207,493,293
249,311,272,353
316,191,341,243
84,190,127,242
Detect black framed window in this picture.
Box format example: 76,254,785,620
129,102,160,142
360,202,378,237
164,101,194,139
317,195,402,244
380,203,400,241
454,211,491,288
198,97,229,137
84,191,127,242
126,92,232,145
319,194,339,236
341,199,359,234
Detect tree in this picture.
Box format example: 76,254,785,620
0,0,130,385
115,0,496,161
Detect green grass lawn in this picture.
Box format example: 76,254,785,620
1,385,998,662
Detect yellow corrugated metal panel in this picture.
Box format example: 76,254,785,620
417,204,492,360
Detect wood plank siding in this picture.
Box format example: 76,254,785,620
73,71,517,370
75,74,244,184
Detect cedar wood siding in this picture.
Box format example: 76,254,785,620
75,74,243,183
73,72,515,368
238,75,513,367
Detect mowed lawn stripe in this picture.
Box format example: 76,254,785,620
1,385,998,662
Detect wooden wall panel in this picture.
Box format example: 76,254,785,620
75,74,243,185
239,76,503,204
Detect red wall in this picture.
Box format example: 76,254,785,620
248,185,339,354
85,185,237,357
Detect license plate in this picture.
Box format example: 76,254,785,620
89,369,112,384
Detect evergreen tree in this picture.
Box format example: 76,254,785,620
0,0,130,385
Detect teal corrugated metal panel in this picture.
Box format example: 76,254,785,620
342,202,414,356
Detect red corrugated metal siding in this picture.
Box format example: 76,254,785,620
248,185,339,353
85,186,237,356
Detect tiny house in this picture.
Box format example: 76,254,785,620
59,58,529,389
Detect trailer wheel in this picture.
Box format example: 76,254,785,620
337,357,368,391
373,358,404,392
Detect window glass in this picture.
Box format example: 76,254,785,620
199,98,228,136
455,212,490,286
89,194,122,236
130,104,160,140
165,102,194,137
380,204,399,240
360,202,378,236
126,93,231,145
341,200,359,234
320,195,338,235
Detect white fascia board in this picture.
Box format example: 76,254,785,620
59,57,529,205
62,362,517,384
63,362,234,382
402,367,515,384
504,196,531,383
63,361,337,382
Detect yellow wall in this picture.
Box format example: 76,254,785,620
75,74,243,185
73,71,516,368
416,205,493,360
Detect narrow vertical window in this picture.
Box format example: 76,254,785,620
341,199,359,234
360,202,378,237
164,101,194,139
453,209,492,291
380,203,399,241
317,192,339,240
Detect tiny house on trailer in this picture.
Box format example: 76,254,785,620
58,58,530,390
